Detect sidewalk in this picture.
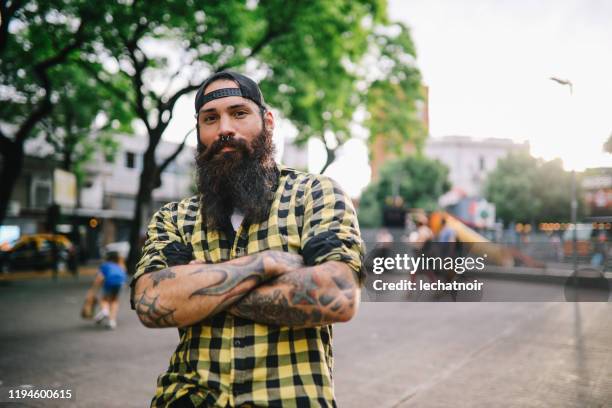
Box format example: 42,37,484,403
0,262,101,282
1,279,610,407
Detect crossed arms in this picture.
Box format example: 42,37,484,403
132,250,359,329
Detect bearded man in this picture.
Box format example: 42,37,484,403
131,71,364,407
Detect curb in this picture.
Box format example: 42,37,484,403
0,266,99,282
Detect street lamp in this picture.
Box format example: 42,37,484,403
550,77,578,272
550,77,573,94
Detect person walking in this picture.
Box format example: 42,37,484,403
409,213,437,284
92,251,127,329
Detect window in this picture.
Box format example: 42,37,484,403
30,177,52,209
14,241,37,253
125,152,136,169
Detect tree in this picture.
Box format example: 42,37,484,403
40,63,131,187
3,1,419,273
0,0,106,226
365,22,425,157
258,2,389,174
270,20,425,174
604,133,612,154
76,0,386,273
534,158,583,222
484,152,585,225
358,155,451,227
484,152,541,225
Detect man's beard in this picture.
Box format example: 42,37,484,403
195,125,278,230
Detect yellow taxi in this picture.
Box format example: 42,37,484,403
0,234,77,273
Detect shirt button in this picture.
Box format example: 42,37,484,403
234,339,241,347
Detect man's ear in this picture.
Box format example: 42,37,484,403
264,109,275,131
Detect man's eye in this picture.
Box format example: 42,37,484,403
234,111,248,118
202,116,217,124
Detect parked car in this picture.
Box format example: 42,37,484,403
0,234,77,273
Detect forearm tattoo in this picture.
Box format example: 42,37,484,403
135,251,308,327
134,288,177,328
188,255,266,298
231,262,357,326
150,269,176,287
233,289,312,325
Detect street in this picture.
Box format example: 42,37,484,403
0,275,610,407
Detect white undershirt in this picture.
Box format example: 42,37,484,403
230,210,245,231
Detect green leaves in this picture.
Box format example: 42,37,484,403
484,152,540,225
2,0,417,177
604,133,612,154
365,22,424,155
484,152,585,225
259,1,382,147
2,0,424,212
358,155,451,227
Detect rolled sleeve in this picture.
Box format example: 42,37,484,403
130,202,193,308
300,176,365,283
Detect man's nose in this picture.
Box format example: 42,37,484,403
217,114,235,138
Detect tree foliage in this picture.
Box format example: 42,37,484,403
74,0,388,272
358,155,451,227
259,1,388,172
1,0,424,273
40,63,131,186
604,133,612,154
484,152,586,225
0,0,110,224
365,22,425,156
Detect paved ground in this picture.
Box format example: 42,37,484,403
0,274,610,407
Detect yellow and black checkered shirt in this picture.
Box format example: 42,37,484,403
132,165,364,407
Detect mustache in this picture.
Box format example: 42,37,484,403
200,137,252,161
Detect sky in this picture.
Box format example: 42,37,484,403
388,0,612,171
165,0,611,197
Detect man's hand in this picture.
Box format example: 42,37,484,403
190,250,303,277
261,251,304,276
228,260,359,327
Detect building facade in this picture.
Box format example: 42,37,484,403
2,134,195,259
425,136,530,197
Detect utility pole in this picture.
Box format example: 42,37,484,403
550,77,578,272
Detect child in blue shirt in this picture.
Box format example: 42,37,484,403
93,251,127,329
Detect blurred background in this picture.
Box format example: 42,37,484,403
0,0,610,407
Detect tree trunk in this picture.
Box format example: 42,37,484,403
319,145,336,175
0,140,24,227
126,140,159,275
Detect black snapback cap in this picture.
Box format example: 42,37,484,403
194,71,265,113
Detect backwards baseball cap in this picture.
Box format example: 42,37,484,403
194,71,265,113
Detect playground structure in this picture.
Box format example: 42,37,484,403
427,211,544,268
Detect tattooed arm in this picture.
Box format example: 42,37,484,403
228,260,359,327
132,251,302,328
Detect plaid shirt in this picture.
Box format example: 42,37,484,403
132,165,364,407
